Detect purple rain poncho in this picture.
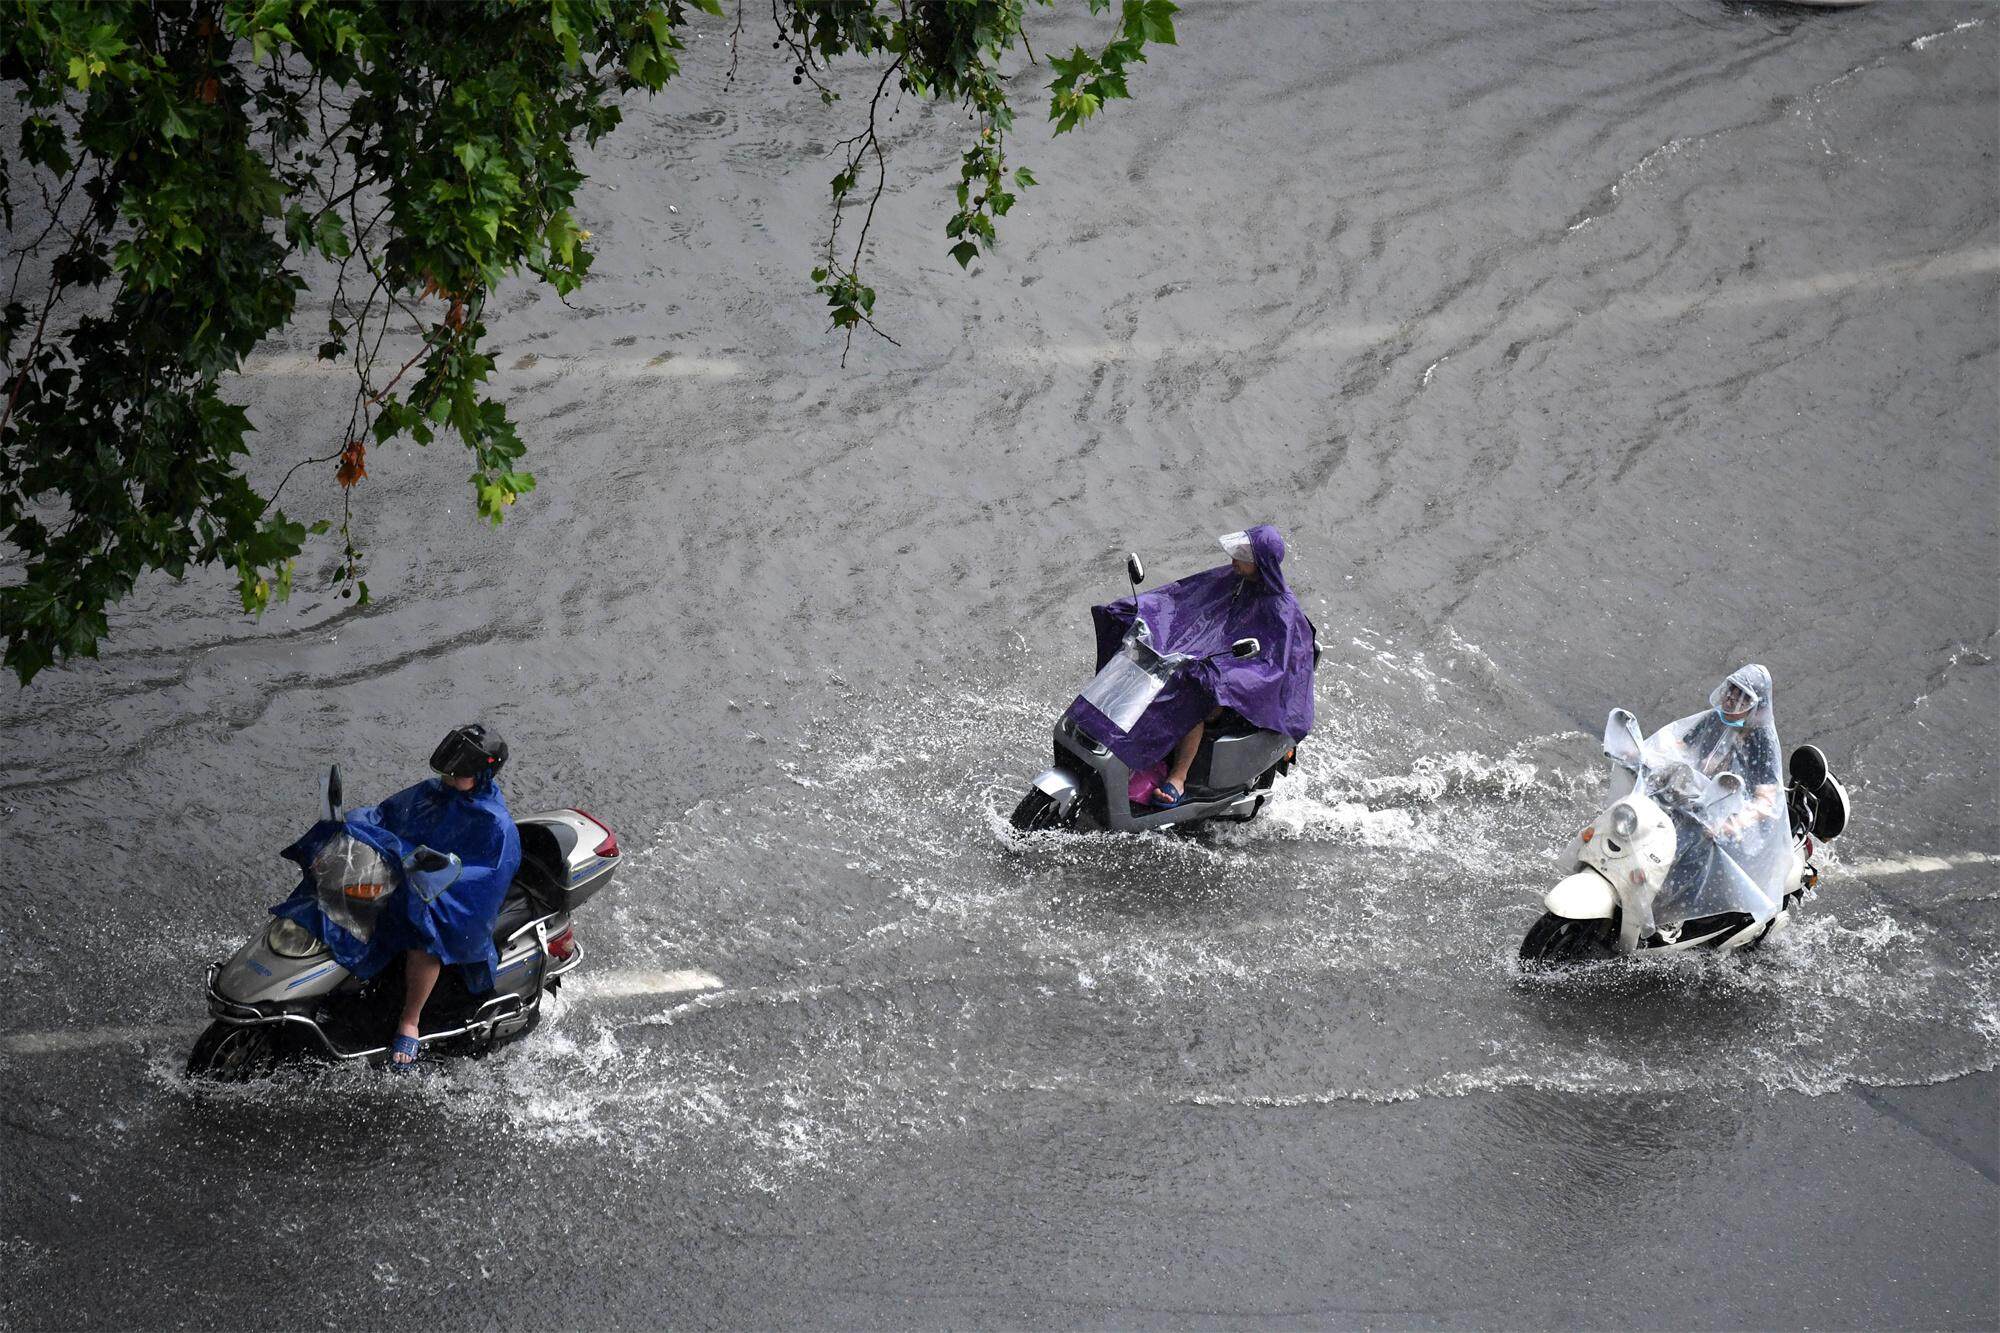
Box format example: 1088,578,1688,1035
1065,524,1317,770
273,773,522,993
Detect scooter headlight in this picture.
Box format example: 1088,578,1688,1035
267,916,326,959
1609,802,1640,841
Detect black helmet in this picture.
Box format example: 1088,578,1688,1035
431,723,508,780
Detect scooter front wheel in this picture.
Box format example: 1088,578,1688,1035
1518,913,1619,967
1010,788,1073,833
186,1021,294,1082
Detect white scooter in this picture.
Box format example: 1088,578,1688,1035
1520,710,1849,965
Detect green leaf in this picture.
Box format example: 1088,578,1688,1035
949,240,979,268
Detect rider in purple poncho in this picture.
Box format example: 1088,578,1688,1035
1067,524,1316,805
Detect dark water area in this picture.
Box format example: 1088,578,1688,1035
2,2,1995,1327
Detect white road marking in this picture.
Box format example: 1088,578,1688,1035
0,1025,181,1056
0,968,725,1058
228,247,1999,379
1847,850,1996,879
997,246,2000,367
569,967,725,1000
1616,246,2000,320
241,352,746,379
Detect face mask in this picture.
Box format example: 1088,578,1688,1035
1714,706,1749,729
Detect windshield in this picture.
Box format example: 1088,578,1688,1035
1081,635,1175,733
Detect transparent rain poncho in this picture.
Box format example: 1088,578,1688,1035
1614,664,1792,937
309,833,397,942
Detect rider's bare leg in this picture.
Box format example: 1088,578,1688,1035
395,950,442,1063
1165,707,1224,795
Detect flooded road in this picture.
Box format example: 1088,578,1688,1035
2,1,1994,1326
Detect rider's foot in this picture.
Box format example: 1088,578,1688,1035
1150,781,1184,808
391,1024,421,1069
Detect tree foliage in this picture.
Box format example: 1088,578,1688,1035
0,0,1175,684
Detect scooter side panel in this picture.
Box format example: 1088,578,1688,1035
1199,730,1292,791
215,926,353,1007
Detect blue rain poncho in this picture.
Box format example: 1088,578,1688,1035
272,773,522,993
1066,524,1317,770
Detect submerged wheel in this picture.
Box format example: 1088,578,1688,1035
1010,788,1072,833
1741,893,1806,953
1519,913,1619,967
186,1021,292,1082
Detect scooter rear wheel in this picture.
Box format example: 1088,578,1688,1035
1519,913,1619,967
186,1021,294,1082
1010,788,1072,833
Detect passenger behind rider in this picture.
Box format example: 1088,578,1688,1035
360,724,522,1067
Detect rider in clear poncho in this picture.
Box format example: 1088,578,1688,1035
1624,664,1791,943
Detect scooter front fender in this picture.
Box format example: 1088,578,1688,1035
1030,767,1080,815
1545,868,1617,920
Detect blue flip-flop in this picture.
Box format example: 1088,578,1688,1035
1150,781,1184,808
388,1033,422,1072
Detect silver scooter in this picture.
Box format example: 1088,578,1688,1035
188,766,620,1079
1010,553,1304,834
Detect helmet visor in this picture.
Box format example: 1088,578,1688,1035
430,728,492,778
1217,530,1254,564
1709,679,1760,718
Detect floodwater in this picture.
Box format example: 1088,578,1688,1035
2,2,1994,1327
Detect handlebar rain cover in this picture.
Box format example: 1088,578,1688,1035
1065,524,1316,770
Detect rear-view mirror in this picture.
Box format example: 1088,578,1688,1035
1702,771,1745,810
1126,553,1145,588
1231,637,1261,659
321,764,345,823
1603,709,1644,768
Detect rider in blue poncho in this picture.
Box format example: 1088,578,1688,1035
273,724,521,1067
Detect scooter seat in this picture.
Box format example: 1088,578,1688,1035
491,885,538,945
